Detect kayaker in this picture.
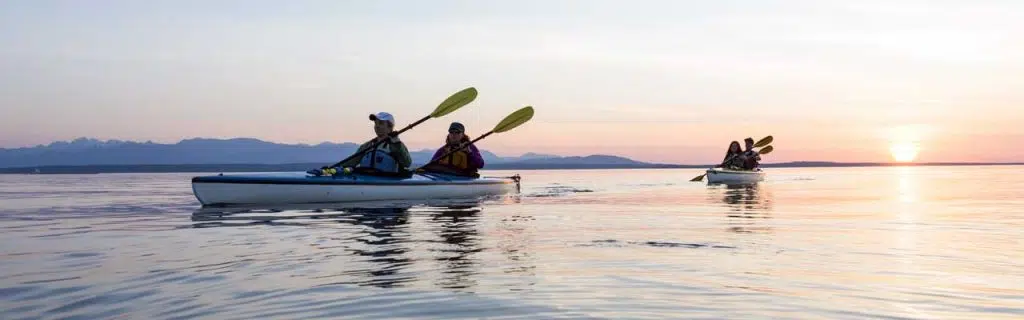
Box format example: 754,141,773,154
310,112,413,176
716,141,745,170
739,137,761,170
420,122,485,177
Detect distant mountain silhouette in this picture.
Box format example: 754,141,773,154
485,154,680,169
3,137,1021,174
0,137,358,167
0,137,667,169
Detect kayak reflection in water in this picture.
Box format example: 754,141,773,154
308,111,413,177
720,183,773,234
419,122,486,178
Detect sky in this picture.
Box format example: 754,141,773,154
1,0,1022,164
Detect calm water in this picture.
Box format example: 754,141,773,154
1,166,1022,319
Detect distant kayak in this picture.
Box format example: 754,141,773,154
191,171,520,206
704,168,765,184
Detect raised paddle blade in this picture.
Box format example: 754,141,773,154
757,145,773,155
493,106,534,133
754,136,773,148
690,173,706,182
430,87,478,118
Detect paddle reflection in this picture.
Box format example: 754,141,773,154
426,207,483,291
495,214,538,292
340,208,414,289
709,182,773,234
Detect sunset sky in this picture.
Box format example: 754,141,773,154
2,0,1022,164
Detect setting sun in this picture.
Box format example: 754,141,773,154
886,125,929,163
890,142,920,163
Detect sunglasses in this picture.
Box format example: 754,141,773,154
448,130,463,134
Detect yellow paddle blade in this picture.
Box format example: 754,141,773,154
758,145,773,155
493,106,534,133
430,87,478,118
754,136,773,148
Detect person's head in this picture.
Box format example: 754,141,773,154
728,141,742,153
369,112,395,138
744,137,755,150
446,122,468,145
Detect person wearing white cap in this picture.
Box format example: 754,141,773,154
333,111,412,175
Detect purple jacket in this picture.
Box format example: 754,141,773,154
431,143,485,169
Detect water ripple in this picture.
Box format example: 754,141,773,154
1,169,1022,319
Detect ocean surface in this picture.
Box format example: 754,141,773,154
1,166,1022,319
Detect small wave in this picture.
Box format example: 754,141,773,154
525,185,595,198
622,183,677,187
578,239,736,249
641,241,736,249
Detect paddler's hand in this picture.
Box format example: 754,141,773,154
307,166,330,176
375,132,400,143
449,142,468,151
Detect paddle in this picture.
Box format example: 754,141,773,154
325,87,478,170
415,106,535,172
689,136,773,182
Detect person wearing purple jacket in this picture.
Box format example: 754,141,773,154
423,122,485,177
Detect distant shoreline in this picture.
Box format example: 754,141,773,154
7,137,1022,174
1,162,1021,174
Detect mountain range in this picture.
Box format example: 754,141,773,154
2,138,1021,174
0,137,666,170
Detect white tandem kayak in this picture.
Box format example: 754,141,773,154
704,168,766,184
191,171,520,206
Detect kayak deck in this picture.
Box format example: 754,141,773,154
191,171,512,185
191,171,521,206
704,168,765,183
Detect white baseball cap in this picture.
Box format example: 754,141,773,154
368,112,395,125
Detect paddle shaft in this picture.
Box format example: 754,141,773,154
417,131,494,170
722,150,750,164
329,114,431,169
721,146,771,165
414,105,534,171
713,136,772,166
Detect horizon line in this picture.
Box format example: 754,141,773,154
3,161,1023,170
4,136,1021,166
